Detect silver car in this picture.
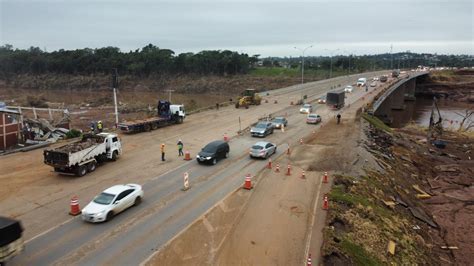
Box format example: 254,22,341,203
249,141,277,159
250,121,274,137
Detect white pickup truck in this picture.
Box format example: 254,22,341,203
43,132,122,176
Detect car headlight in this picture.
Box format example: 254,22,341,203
205,156,212,160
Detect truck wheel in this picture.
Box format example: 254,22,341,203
177,117,183,124
144,124,151,132
87,161,97,172
111,151,118,161
151,123,158,130
106,211,114,221
76,165,87,177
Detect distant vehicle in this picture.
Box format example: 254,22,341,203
235,89,262,108
81,184,143,223
250,121,274,137
43,132,122,177
249,141,277,159
299,104,313,114
326,91,345,109
379,76,388,82
370,81,377,87
0,217,24,263
357,78,367,87
344,85,354,93
372,77,379,81
271,117,288,129
317,96,327,104
118,100,185,133
391,69,400,77
306,114,322,124
196,140,230,165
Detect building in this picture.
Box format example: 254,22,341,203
0,107,22,150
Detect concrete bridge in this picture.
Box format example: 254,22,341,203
372,71,429,124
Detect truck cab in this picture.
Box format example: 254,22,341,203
98,133,122,160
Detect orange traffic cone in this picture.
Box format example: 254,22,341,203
182,172,190,191
243,174,253,190
275,163,280,173
322,195,329,210
224,133,229,142
307,253,312,266
323,171,328,183
286,164,291,176
69,196,81,216
287,146,291,155
267,158,272,169
184,150,191,161
301,170,306,179
300,138,303,145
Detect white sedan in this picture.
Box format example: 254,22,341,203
81,184,144,223
344,85,354,93
299,104,313,114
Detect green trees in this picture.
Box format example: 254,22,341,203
0,44,255,78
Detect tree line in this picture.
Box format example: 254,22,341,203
0,44,259,78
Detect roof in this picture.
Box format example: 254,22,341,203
103,184,137,194
253,141,271,147
0,108,21,115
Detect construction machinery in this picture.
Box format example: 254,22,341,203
235,89,262,108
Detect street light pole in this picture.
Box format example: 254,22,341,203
112,68,119,128
325,48,339,79
294,45,313,85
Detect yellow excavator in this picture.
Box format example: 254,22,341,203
235,89,262,109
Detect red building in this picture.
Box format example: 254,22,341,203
0,109,22,150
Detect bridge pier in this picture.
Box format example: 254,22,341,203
404,78,416,101
391,83,406,110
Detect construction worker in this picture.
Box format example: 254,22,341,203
97,121,103,132
177,140,184,156
90,121,96,133
336,113,341,124
161,143,166,161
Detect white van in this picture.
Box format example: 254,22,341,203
357,78,367,87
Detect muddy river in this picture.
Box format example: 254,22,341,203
392,96,473,130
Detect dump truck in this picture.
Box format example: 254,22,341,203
326,90,345,109
0,217,24,264
118,100,185,133
43,132,122,176
235,89,262,108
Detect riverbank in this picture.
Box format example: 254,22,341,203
322,116,473,264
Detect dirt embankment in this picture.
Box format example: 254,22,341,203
417,70,474,103
322,117,473,265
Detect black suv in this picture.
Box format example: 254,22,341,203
196,140,230,165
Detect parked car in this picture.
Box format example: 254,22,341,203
196,140,230,165
250,121,274,137
249,141,277,159
370,81,377,87
306,113,322,124
379,76,388,82
81,184,143,223
299,104,313,114
271,117,288,129
372,77,379,81
317,96,326,104
344,85,354,93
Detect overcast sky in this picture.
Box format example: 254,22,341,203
0,0,472,57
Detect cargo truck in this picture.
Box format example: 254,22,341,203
118,100,185,133
0,217,24,264
326,91,345,109
43,132,122,176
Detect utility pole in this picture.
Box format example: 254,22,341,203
112,68,119,128
294,45,313,85
390,44,393,69
325,48,339,79
164,89,175,102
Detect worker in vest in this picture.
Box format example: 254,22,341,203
97,121,103,132
177,140,184,156
161,143,166,161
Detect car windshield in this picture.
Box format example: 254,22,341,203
303,104,311,108
255,123,267,128
309,114,317,118
252,145,263,150
273,118,284,123
203,144,217,153
93,192,116,205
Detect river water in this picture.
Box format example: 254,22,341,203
391,96,473,131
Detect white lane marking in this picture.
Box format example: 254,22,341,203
303,172,324,264
25,216,76,244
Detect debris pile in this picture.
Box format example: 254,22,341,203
23,118,70,143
